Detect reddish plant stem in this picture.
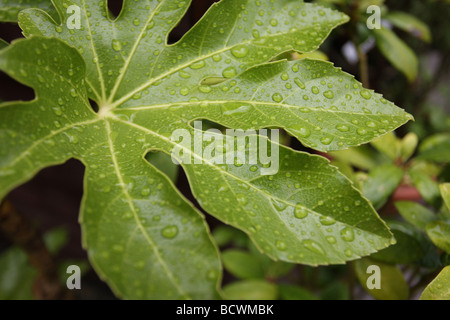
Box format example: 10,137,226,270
0,199,72,300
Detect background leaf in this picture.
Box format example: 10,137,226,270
222,279,278,300
420,266,450,300
373,28,418,82
355,257,409,300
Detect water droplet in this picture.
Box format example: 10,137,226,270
270,19,278,26
336,124,349,132
231,46,249,58
320,137,333,145
326,236,336,244
360,90,372,99
55,26,63,33
357,128,367,135
294,77,305,89
281,72,289,81
340,227,355,242
311,86,319,94
366,121,376,128
112,39,122,52
302,239,325,255
237,194,248,206
222,66,237,78
292,126,311,138
323,91,334,99
294,205,308,219
207,269,218,280
180,87,189,96
190,60,206,69
199,85,212,93
320,216,336,226
52,106,62,116
161,225,178,239
276,240,287,251
272,93,283,102
133,18,140,26
141,188,150,196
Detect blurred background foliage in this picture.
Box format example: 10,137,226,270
0,0,449,300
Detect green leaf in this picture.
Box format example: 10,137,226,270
395,201,436,231
1,0,412,298
370,132,400,160
279,284,318,300
426,221,450,254
212,225,247,248
0,39,9,50
355,257,409,300
330,145,390,171
0,0,54,22
373,28,419,82
370,221,424,264
145,151,179,182
420,266,450,300
386,11,432,43
362,164,404,210
222,249,265,279
417,133,450,163
0,36,221,299
0,246,35,300
18,0,412,152
246,240,294,279
319,281,349,300
400,132,418,162
409,170,441,208
0,228,68,300
222,280,278,300
441,183,450,211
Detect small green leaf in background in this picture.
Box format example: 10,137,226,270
417,133,450,163
395,201,436,230
0,228,79,300
212,225,248,248
355,258,409,300
145,151,179,183
294,50,329,61
370,132,401,160
330,145,390,170
420,266,450,300
386,11,432,42
278,284,318,300
319,282,349,300
400,133,419,162
370,221,424,264
409,170,442,208
222,280,278,300
373,28,418,82
440,183,450,210
222,249,265,280
362,164,404,209
426,221,450,254
0,39,8,50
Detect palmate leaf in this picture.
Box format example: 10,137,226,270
0,0,412,299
